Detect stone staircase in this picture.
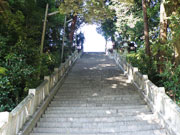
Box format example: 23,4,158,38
30,53,169,135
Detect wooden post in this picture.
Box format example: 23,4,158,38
61,15,67,63
40,3,49,55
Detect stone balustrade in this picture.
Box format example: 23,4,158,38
0,50,81,135
110,50,180,135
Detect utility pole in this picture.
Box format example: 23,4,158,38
38,3,49,79
39,3,72,64
40,3,49,55
61,15,67,63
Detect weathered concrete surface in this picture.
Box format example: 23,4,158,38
30,52,169,135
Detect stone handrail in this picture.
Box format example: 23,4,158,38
0,50,81,135
110,50,180,135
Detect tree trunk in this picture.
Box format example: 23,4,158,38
158,0,167,73
142,0,151,56
69,15,77,47
160,0,167,44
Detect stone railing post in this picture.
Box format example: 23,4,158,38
133,67,138,86
0,112,12,135
142,75,148,95
54,68,59,80
44,76,50,92
156,87,166,113
28,89,37,114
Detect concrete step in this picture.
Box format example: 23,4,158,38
55,92,138,96
42,112,153,119
63,81,129,84
37,120,159,128
40,114,155,123
54,91,140,97
65,76,127,80
33,124,163,133
53,95,142,101
49,100,146,107
60,84,134,89
52,98,143,102
46,105,149,110
55,93,139,97
50,99,145,104
54,92,140,97
30,129,169,135
43,111,151,118
63,81,128,85
44,107,150,115
56,90,139,94
49,102,146,107
59,85,135,89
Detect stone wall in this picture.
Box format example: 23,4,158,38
110,50,180,135
0,50,81,135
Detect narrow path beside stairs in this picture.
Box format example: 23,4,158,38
30,52,169,135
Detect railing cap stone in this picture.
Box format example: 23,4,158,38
54,68,59,72
158,87,165,93
133,67,138,72
29,89,36,95
143,75,148,80
44,76,50,80
0,112,10,123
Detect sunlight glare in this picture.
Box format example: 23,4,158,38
79,25,106,52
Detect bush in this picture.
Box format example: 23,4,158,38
126,47,180,105
126,48,160,85
0,53,35,111
160,62,180,104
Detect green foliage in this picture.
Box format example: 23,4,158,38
160,62,180,104
126,48,160,84
126,40,180,104
0,67,7,75
0,53,35,111
58,0,113,23
97,17,116,41
0,0,66,112
41,51,60,76
0,76,16,112
151,40,174,60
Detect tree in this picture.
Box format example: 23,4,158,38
156,0,168,73
58,0,113,46
142,0,151,56
166,0,180,65
0,0,66,111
